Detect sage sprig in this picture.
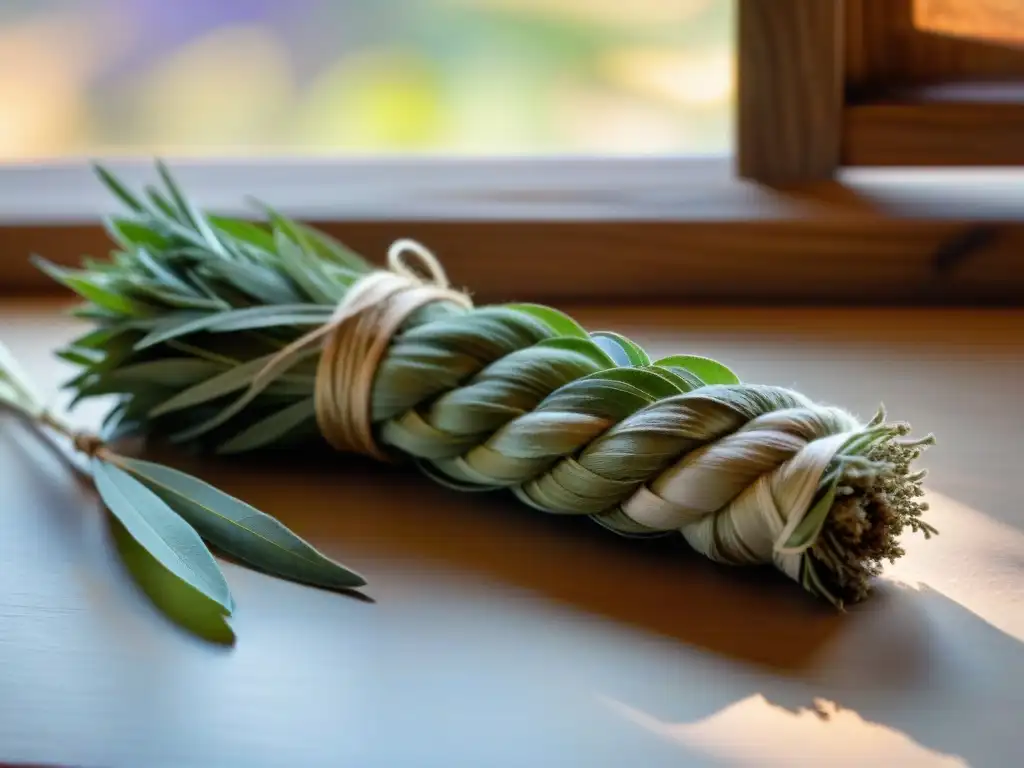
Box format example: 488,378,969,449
92,457,235,614
116,457,366,590
21,162,936,621
0,339,365,644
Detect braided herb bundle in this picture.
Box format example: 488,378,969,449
7,164,936,639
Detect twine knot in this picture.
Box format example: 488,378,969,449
39,411,109,459
71,431,106,458
262,239,472,461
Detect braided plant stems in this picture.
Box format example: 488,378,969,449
39,165,936,608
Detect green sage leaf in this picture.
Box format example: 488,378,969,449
56,348,99,367
109,359,225,387
276,219,372,274
644,364,705,393
200,259,302,305
134,248,196,296
94,164,145,213
590,331,651,367
168,336,323,442
150,214,210,251
655,354,740,386
274,230,341,304
133,312,213,348
106,218,170,252
136,304,329,349
109,516,235,644
777,473,840,554
156,161,194,222
296,222,370,272
596,366,686,399
185,269,226,303
32,257,150,317
538,366,683,418
217,398,316,453
538,376,655,421
130,282,227,311
118,457,367,590
251,200,319,261
214,311,332,332
208,216,277,253
532,336,618,372
93,458,234,613
148,353,310,417
71,325,131,350
509,304,589,339
158,163,234,258
144,185,182,222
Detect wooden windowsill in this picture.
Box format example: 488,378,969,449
2,297,1022,767
845,82,1024,167
2,156,1024,223
1,158,1023,303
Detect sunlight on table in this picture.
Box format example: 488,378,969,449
598,488,1024,768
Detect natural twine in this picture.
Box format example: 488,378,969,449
261,239,472,460
38,410,111,460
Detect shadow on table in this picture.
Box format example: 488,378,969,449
600,581,1023,768
14,430,1022,768
212,449,1022,768
154,444,850,668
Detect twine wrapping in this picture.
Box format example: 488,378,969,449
257,239,472,460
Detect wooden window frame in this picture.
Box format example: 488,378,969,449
740,0,1024,181
1,0,1022,305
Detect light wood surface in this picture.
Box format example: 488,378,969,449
1,300,1022,768
737,0,843,183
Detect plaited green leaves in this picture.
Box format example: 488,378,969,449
34,163,936,609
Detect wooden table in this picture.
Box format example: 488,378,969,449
2,300,1022,768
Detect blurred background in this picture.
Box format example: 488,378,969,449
0,0,734,159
